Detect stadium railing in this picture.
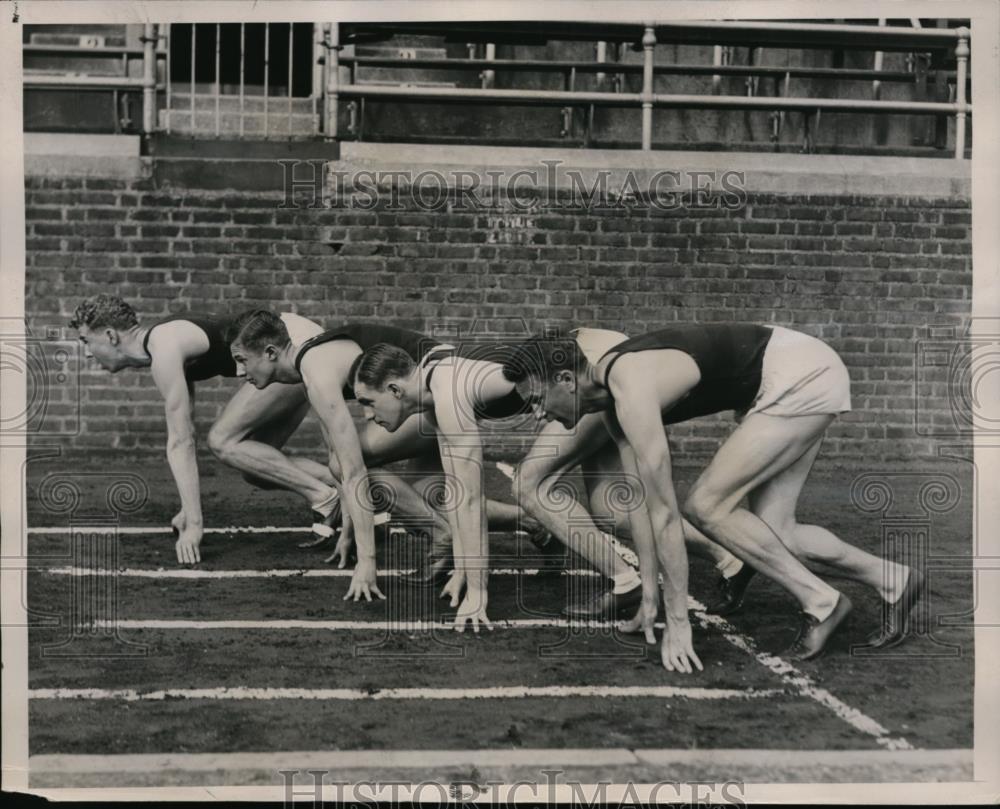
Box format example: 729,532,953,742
329,21,971,157
22,20,972,157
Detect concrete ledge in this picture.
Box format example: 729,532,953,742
337,142,971,198
21,136,971,197
28,748,974,788
24,134,146,179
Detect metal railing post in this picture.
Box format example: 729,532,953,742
312,23,323,133
189,24,196,131
239,23,245,138
264,23,271,138
287,23,295,136
482,42,495,89
214,23,221,138
165,23,172,133
872,19,885,101
324,23,339,139
641,24,655,150
954,26,969,159
142,23,156,134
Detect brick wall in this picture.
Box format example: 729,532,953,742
22,169,972,466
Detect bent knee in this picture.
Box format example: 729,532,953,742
511,462,538,497
513,463,560,515
207,425,235,460
683,486,728,531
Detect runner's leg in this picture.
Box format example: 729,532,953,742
207,382,333,505
748,438,908,602
683,412,842,621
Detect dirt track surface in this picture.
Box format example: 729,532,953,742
23,453,975,761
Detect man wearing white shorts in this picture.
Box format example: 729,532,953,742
508,327,749,620
68,295,342,566
505,323,924,670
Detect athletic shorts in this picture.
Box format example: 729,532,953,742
740,326,852,419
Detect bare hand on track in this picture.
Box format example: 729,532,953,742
344,557,385,602
440,570,465,607
324,531,353,567
662,617,703,674
454,594,493,634
620,597,658,645
175,525,202,565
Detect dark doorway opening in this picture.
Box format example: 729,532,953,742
168,23,314,97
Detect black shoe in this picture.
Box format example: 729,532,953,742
526,527,567,576
401,554,453,587
299,500,343,549
706,563,757,616
562,583,643,621
865,567,928,650
783,593,853,662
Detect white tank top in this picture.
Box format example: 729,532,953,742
572,327,629,365
280,312,324,350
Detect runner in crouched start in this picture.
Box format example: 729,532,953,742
351,334,647,632
503,323,924,668
507,326,750,621
226,312,535,602
69,294,342,566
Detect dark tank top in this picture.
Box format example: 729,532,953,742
294,323,437,400
422,342,529,422
598,324,773,423
142,313,237,381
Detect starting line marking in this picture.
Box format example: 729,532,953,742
29,684,782,702
81,617,647,630
494,462,918,752
30,459,918,756
688,598,916,752
41,566,601,579
27,520,392,537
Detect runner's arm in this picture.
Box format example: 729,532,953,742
605,355,691,625
148,335,203,532
429,367,490,628
300,351,378,575
602,411,660,639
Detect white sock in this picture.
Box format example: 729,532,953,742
310,489,340,518
716,555,743,580
612,569,641,594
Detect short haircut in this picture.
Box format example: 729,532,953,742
68,294,138,331
354,343,417,390
501,334,585,384
227,309,290,353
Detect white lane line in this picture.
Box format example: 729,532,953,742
493,461,640,567
42,566,601,579
689,598,915,752
28,516,390,536
80,618,639,630
494,463,916,751
29,685,781,702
